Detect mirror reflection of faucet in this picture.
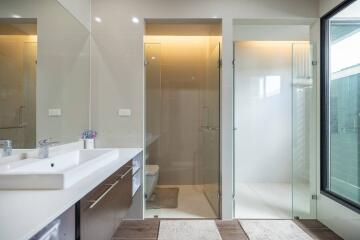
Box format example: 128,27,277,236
38,138,59,159
0,139,12,157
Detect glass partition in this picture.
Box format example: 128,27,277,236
201,39,221,216
292,42,317,219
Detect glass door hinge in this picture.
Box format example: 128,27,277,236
312,61,317,66
232,59,235,66
312,194,317,200
144,60,148,66
218,59,222,68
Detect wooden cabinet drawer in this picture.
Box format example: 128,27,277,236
79,160,133,240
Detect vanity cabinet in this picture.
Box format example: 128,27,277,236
78,160,132,240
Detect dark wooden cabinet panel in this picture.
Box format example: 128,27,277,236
79,160,133,240
114,165,132,229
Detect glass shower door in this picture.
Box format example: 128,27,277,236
144,43,161,166
292,42,317,219
201,41,221,217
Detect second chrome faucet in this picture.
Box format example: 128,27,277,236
38,138,59,159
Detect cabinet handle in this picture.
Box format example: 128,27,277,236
119,168,132,179
88,180,119,209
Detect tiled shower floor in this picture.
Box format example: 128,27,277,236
145,185,217,218
235,183,292,219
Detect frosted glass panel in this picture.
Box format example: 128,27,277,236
292,43,317,219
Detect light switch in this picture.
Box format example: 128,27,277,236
48,108,62,117
118,109,131,117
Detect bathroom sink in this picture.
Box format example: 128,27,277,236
0,149,119,190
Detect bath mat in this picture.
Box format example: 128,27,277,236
146,187,179,209
239,220,312,240
158,220,222,240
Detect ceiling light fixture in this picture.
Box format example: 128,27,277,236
132,17,140,24
94,17,102,23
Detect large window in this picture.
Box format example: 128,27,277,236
321,0,360,212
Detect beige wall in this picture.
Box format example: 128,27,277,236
90,0,318,148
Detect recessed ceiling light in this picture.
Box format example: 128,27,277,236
132,17,140,24
94,17,102,23
12,14,21,18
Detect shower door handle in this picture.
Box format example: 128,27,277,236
200,126,219,131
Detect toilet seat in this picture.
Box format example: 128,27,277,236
145,165,159,199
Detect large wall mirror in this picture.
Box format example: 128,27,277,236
0,0,90,149
321,0,360,212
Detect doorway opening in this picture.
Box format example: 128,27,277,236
233,40,317,219
144,20,222,218
0,19,37,149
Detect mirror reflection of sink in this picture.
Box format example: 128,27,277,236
0,149,119,190
0,149,34,165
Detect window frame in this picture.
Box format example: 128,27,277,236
320,0,360,213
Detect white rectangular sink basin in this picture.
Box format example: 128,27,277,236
0,149,119,190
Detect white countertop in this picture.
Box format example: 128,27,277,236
0,148,142,240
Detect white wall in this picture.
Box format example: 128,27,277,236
91,0,318,219
319,0,343,16
311,1,360,239
233,25,310,41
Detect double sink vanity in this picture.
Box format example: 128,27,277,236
0,143,143,240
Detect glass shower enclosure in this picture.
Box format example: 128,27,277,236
144,27,221,218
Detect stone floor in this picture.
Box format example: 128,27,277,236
112,219,342,240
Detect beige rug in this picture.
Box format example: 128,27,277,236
239,220,312,240
146,187,179,209
158,220,222,240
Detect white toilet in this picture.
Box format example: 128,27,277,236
145,165,159,199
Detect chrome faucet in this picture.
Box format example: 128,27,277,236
38,138,58,159
0,140,12,157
